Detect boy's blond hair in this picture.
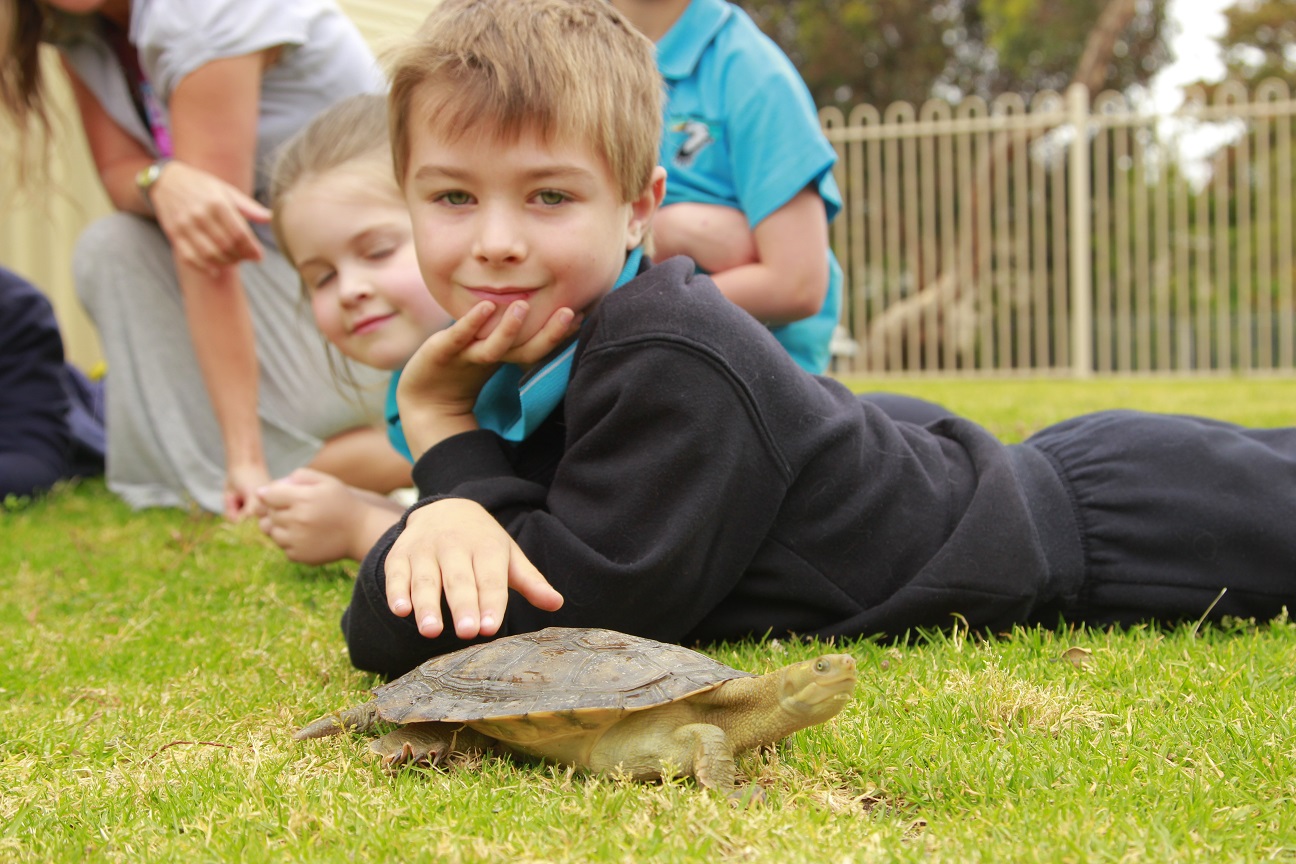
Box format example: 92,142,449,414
268,93,396,266
386,0,663,204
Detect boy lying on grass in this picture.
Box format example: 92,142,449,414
340,0,1296,680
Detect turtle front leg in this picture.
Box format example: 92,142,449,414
668,723,737,789
371,722,493,771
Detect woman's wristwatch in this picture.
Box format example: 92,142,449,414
134,159,171,211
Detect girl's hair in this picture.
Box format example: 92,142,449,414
269,92,395,266
267,92,397,395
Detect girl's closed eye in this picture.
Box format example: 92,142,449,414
360,240,399,262
306,268,337,292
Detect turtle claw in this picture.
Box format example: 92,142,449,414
382,742,417,773
380,740,447,773
377,741,444,772
726,783,767,808
372,722,455,772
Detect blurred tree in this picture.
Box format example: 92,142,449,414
1220,0,1296,87
739,0,950,108
738,0,1173,109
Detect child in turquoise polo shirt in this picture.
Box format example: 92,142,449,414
612,0,845,374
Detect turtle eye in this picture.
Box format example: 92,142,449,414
815,659,830,673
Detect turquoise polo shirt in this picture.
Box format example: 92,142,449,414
655,0,843,374
385,372,411,462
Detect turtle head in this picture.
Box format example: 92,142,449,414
777,654,857,723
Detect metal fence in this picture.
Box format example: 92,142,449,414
8,71,1295,378
822,80,1296,376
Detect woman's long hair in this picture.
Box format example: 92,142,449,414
1,0,56,184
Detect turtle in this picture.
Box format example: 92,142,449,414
294,626,857,789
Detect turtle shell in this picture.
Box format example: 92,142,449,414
370,626,752,726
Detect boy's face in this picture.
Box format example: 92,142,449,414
281,171,451,371
403,113,662,343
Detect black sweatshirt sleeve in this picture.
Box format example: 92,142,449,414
342,334,792,678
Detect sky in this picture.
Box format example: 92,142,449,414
1151,0,1233,110
1149,0,1240,182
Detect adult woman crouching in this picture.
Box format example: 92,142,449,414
1,0,411,518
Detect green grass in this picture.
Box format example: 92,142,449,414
3,378,1296,862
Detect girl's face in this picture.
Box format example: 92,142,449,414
279,168,451,371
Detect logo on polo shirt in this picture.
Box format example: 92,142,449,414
670,119,714,168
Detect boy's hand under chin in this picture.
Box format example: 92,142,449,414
384,497,565,640
396,299,580,458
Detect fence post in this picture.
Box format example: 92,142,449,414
1067,83,1093,378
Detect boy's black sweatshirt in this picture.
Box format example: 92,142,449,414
343,256,1086,678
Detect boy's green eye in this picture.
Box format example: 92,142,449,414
538,190,567,205
441,191,471,206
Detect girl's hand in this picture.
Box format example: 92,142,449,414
149,160,272,276
384,498,564,639
256,468,367,564
397,299,580,457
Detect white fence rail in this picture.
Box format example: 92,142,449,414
822,81,1296,376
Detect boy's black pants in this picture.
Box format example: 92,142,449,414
1024,410,1296,626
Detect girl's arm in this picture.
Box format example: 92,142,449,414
650,202,757,274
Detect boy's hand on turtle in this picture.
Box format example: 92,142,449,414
384,498,564,640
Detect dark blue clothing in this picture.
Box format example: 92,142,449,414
343,257,1296,680
0,267,105,498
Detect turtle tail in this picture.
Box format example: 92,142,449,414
293,702,381,740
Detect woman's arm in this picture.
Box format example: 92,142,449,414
66,50,279,519
165,52,279,519
60,57,154,214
